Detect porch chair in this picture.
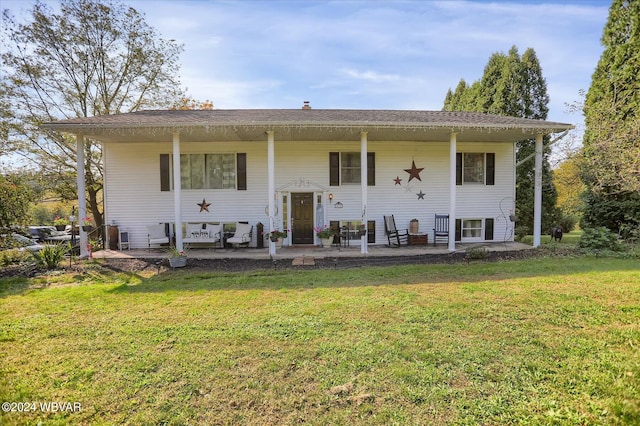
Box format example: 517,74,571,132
433,214,450,246
147,223,169,251
226,222,253,247
118,229,130,251
383,215,409,247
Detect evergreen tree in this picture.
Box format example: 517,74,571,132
443,46,557,233
582,0,640,237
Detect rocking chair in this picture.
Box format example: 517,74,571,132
383,215,409,247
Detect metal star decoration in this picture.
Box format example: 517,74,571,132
416,190,425,200
393,176,402,185
404,160,424,182
197,198,211,212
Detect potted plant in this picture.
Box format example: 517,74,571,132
314,226,335,247
168,246,188,268
266,229,288,243
53,216,68,231
81,217,93,232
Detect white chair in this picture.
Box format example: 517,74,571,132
147,224,169,251
226,222,252,247
118,229,130,250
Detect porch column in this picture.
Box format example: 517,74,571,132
360,131,368,254
76,134,89,257
448,132,457,252
533,133,543,247
267,131,276,256
173,132,183,252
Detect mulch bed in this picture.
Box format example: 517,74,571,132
1,247,577,278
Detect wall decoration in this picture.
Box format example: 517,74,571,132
404,160,424,182
393,176,402,185
416,190,425,200
197,198,211,212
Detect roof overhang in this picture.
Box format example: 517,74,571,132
42,109,574,144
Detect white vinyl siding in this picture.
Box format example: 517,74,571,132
103,140,515,248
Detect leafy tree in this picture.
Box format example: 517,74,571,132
1,0,185,228
582,0,640,236
171,97,215,110
443,46,557,233
554,155,584,230
0,174,32,229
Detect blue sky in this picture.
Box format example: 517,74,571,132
4,0,610,129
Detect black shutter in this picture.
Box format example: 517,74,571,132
367,152,375,186
330,220,340,244
486,153,495,185
367,220,375,244
237,153,247,190
160,154,170,191
456,153,462,185
330,152,340,186
485,218,494,240
455,219,462,242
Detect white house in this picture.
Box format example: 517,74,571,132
44,107,573,257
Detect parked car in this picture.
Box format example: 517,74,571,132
28,226,72,243
9,233,45,252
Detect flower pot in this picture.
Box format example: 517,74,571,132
169,255,187,268
82,225,94,232
55,225,67,231
320,237,333,247
270,235,279,242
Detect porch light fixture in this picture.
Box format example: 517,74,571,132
328,193,334,204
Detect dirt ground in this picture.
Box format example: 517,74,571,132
1,247,559,279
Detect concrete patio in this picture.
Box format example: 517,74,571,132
92,241,533,262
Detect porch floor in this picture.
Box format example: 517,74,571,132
92,241,533,261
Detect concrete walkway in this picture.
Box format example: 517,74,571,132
92,241,533,261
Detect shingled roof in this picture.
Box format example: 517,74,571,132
43,109,573,143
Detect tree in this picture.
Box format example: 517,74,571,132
554,155,584,230
1,0,185,228
0,173,32,229
443,46,558,233
582,0,640,237
171,97,214,110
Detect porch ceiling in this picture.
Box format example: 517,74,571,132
43,109,574,144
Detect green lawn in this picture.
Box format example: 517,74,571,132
1,256,639,425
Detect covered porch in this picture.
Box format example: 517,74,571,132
92,240,533,263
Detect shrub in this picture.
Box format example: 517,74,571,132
558,215,577,233
577,227,623,252
466,246,489,260
0,249,28,266
514,225,529,241
30,243,69,270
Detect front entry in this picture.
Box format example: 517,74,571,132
291,193,314,245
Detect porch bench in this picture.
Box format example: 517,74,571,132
182,222,223,248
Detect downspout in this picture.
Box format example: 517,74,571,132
448,132,457,252
360,131,368,254
173,133,183,251
76,134,89,257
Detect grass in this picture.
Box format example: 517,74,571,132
1,256,639,425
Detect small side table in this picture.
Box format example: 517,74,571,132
408,233,428,245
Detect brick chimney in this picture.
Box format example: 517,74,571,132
302,101,311,110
